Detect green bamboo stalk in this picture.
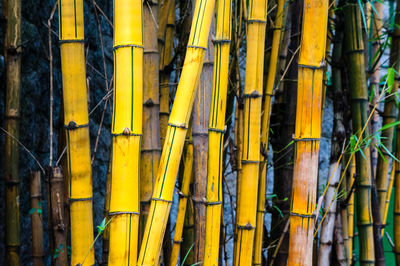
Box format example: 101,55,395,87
3,0,22,263
344,2,375,265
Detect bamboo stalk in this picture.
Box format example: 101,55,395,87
30,171,44,266
318,5,345,263
334,211,347,266
375,0,398,220
140,0,162,243
108,0,143,264
344,2,375,264
47,167,68,265
3,0,21,263
58,0,94,264
159,0,176,147
182,198,195,265
192,18,215,263
233,1,267,265
137,1,215,263
170,128,193,266
254,1,285,264
204,0,231,264
102,156,112,265
287,0,328,265
382,164,395,235
348,157,356,264
368,1,384,176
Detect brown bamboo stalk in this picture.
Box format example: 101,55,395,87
3,0,21,263
140,0,162,244
47,167,68,265
192,20,214,263
30,171,44,266
334,211,347,266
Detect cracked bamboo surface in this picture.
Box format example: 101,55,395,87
233,1,267,265
137,0,215,264
108,0,143,264
58,0,94,264
287,0,328,265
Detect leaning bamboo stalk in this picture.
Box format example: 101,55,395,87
48,167,68,265
108,0,143,264
3,0,21,263
233,1,267,265
182,198,195,265
382,164,395,235
318,6,345,263
254,1,285,264
287,0,329,265
169,128,193,266
344,2,375,264
137,1,215,264
58,0,94,264
204,0,231,264
30,171,44,266
192,19,214,263
140,0,162,243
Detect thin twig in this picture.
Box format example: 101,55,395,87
0,127,45,174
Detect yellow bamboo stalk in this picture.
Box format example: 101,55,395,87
234,1,267,265
382,164,395,236
137,1,215,264
203,0,231,264
108,1,143,264
344,2,375,264
4,0,21,262
58,0,94,264
348,156,355,265
170,128,193,266
254,1,285,264
287,0,328,265
140,0,161,243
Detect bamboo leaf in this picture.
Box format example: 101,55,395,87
357,0,368,35
381,143,400,162
387,67,395,93
377,121,400,133
181,243,195,266
29,208,36,215
376,144,387,163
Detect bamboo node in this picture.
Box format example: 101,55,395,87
243,91,262,99
64,121,89,130
208,127,225,133
290,211,315,218
108,211,140,216
168,122,188,129
152,197,173,203
69,197,93,202
59,39,85,44
113,44,144,50
187,45,207,50
237,223,255,230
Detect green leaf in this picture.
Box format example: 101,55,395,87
273,205,284,218
376,145,387,163
97,218,106,233
266,194,277,199
387,67,395,94
377,121,400,133
369,85,375,103
381,143,400,162
357,0,368,35
181,243,195,266
29,208,36,215
37,208,42,214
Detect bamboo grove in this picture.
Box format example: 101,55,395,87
5,0,400,265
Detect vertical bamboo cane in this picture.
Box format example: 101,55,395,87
48,167,68,265
234,1,267,265
204,0,231,264
58,0,94,264
287,0,328,265
108,0,143,264
376,1,398,218
3,0,21,263
102,158,112,265
159,0,176,147
344,2,375,264
141,0,162,243
30,171,44,266
137,1,215,264
182,198,195,265
192,19,214,263
348,156,356,264
334,210,347,265
170,128,193,266
392,2,400,263
254,1,284,264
